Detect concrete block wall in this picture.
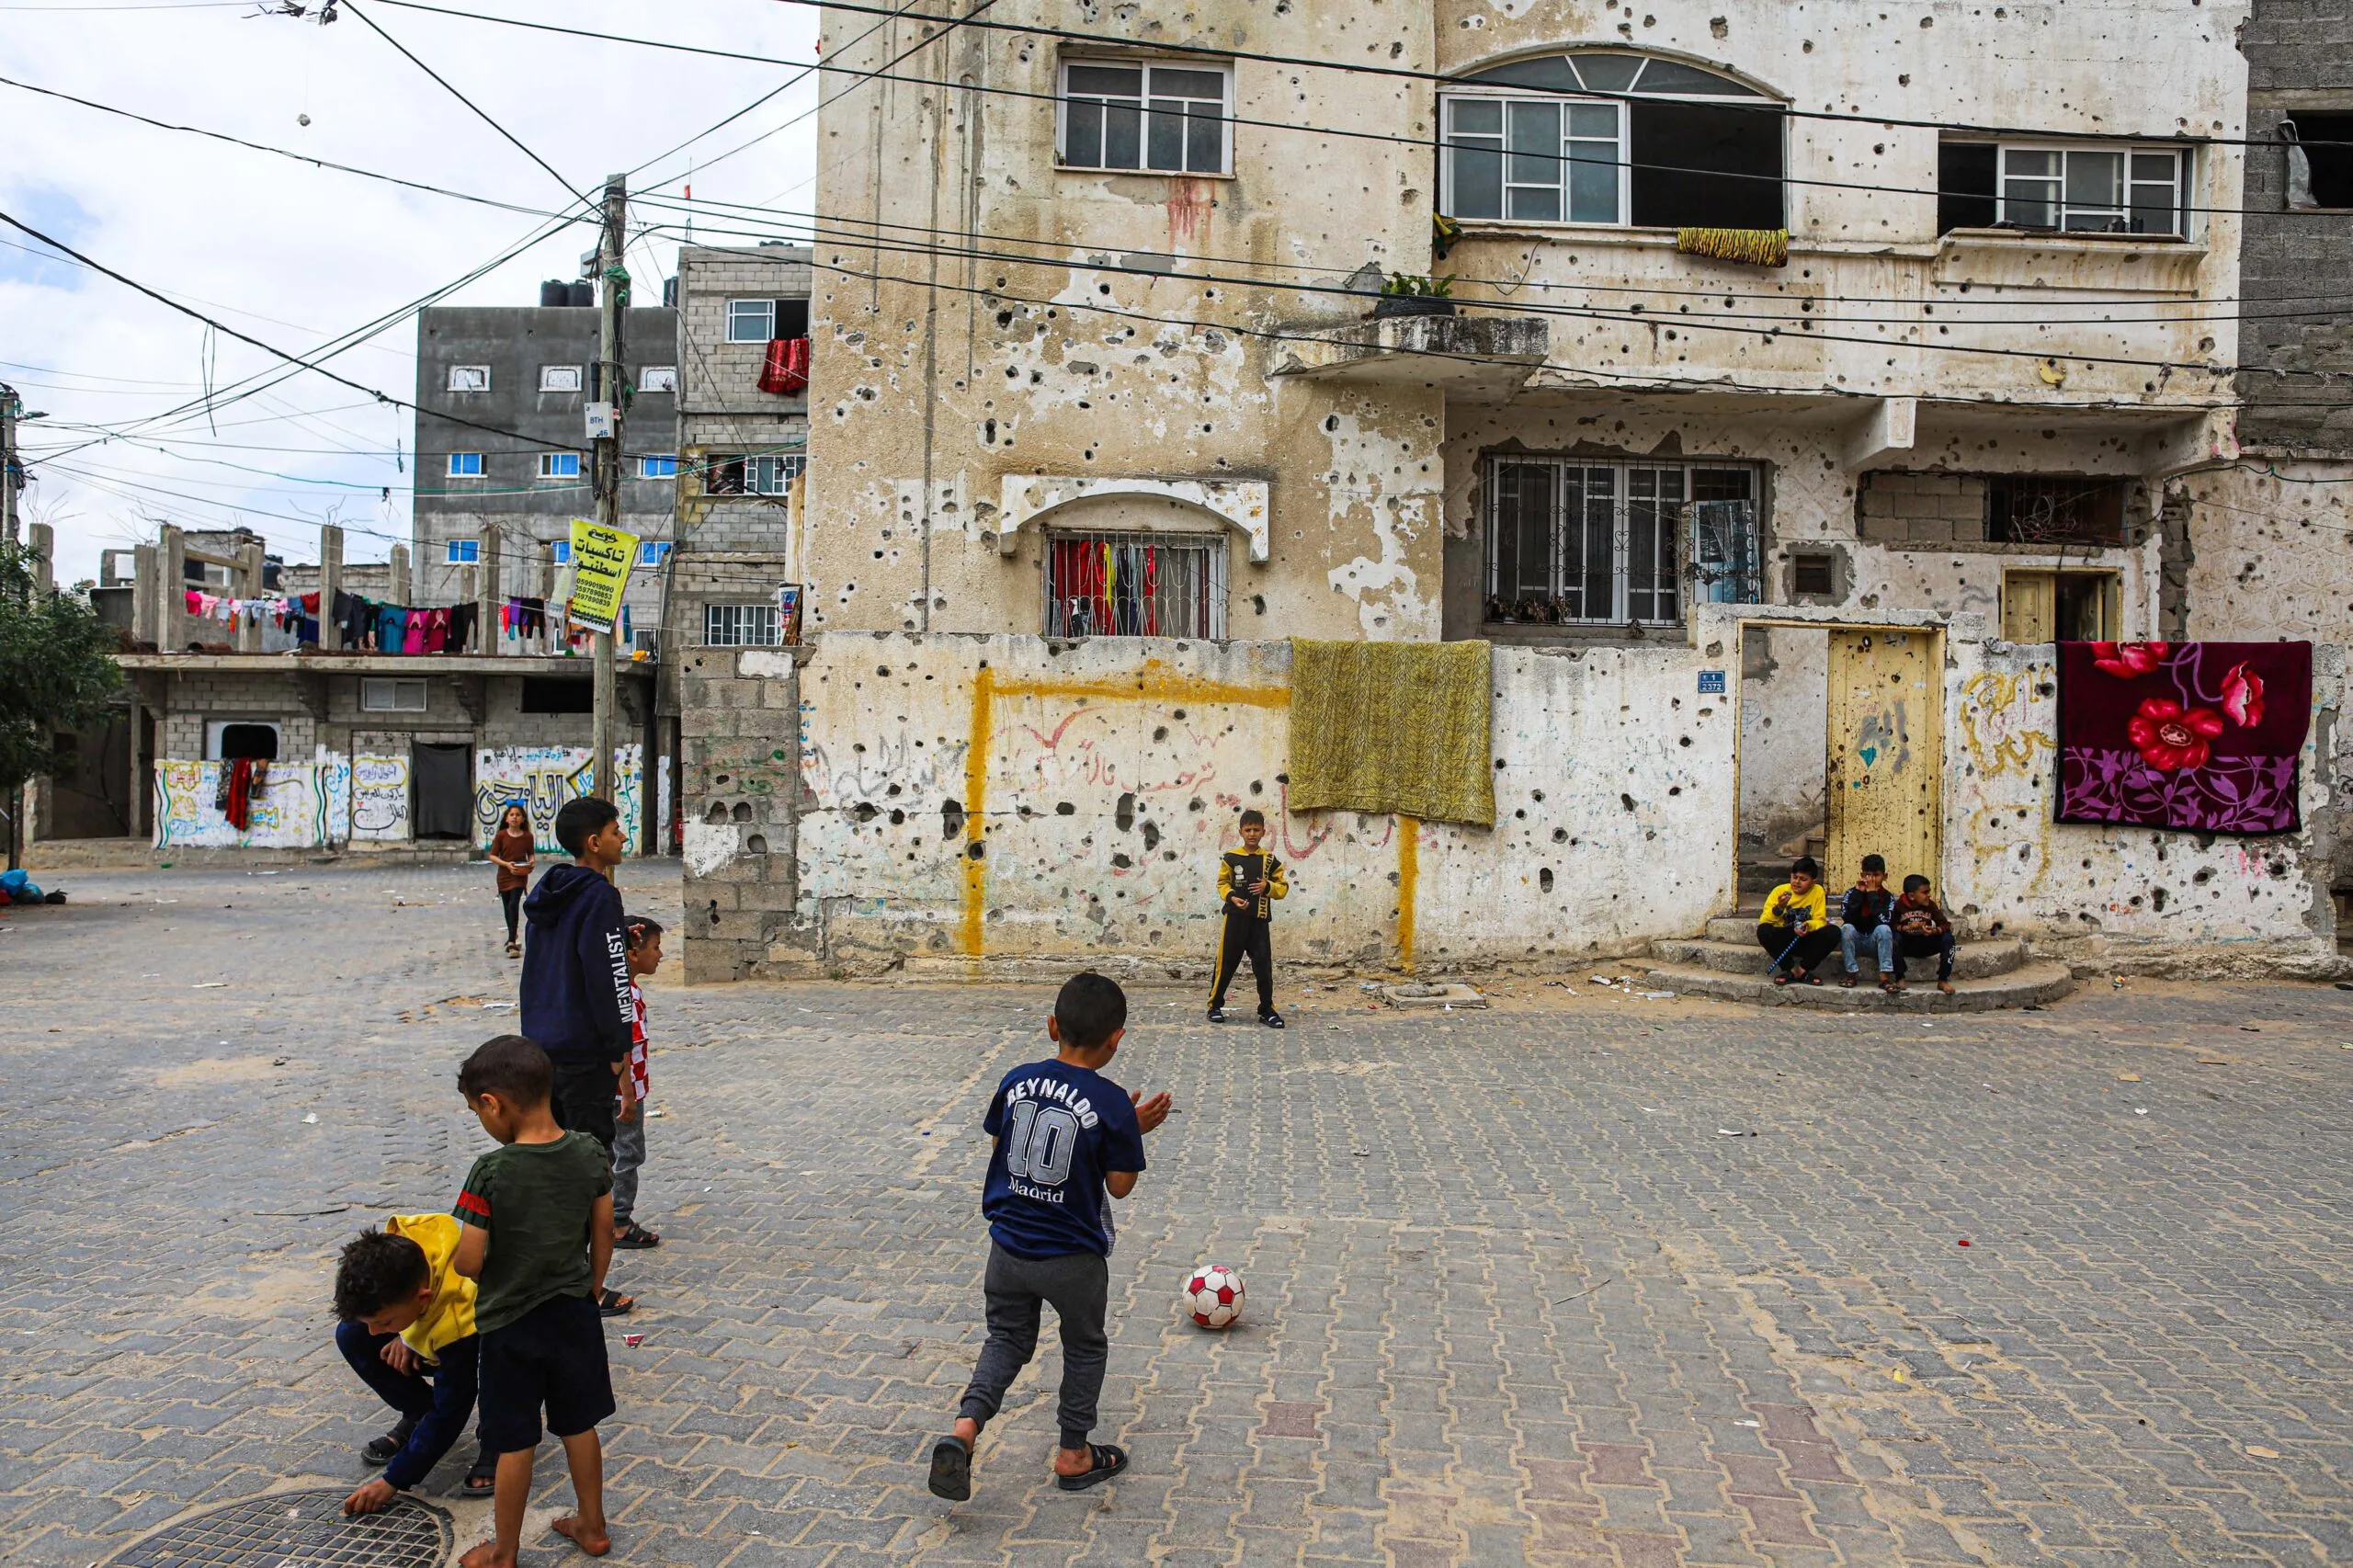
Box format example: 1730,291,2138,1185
676,645,806,983
677,246,813,417
1859,472,1990,545
156,672,320,760
2236,0,2353,455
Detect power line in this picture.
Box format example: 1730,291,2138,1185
335,0,583,203
0,208,590,450
641,192,2353,334
0,74,579,221
640,212,2302,386
364,0,2353,221
771,0,2353,153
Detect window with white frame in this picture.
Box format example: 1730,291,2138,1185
639,540,674,566
360,678,428,713
538,451,582,481
638,365,678,392
703,602,782,646
1938,140,2188,235
638,454,679,478
446,365,491,392
726,299,776,342
1441,51,1783,231
1059,60,1231,176
445,540,480,564
551,540,573,565
1044,529,1227,638
447,451,483,477
1484,457,1759,627
703,452,804,495
539,364,584,393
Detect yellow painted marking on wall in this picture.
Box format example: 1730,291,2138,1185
1397,814,1419,971
958,659,1291,956
1959,670,2055,780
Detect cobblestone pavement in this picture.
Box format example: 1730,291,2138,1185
5,861,2352,1568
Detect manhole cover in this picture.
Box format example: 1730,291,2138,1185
105,1488,450,1568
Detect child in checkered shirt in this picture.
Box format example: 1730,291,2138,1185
610,916,663,1249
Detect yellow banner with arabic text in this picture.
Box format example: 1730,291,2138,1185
565,517,637,634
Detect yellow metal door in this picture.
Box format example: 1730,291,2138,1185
1825,629,1942,894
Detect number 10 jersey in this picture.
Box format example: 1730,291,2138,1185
980,1059,1150,1259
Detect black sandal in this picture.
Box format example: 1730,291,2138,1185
614,1220,661,1249
1054,1443,1129,1492
927,1435,972,1501
461,1453,496,1498
597,1287,634,1317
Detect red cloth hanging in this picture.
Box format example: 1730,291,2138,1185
757,336,812,395
223,758,260,831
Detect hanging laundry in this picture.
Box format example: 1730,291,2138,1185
449,602,477,653
222,757,264,831
402,609,426,654
376,605,405,652
424,606,450,653
757,336,812,395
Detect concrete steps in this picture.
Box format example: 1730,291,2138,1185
1670,928,2028,983
1639,957,2075,1013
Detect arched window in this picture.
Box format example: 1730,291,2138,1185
1440,51,1785,231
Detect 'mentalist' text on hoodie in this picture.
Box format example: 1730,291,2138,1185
519,863,633,1066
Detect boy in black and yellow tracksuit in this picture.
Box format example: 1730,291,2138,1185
1208,809,1288,1028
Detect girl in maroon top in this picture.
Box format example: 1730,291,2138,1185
488,803,535,957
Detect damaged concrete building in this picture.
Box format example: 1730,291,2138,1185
678,0,2348,989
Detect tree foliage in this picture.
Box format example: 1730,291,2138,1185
0,540,123,791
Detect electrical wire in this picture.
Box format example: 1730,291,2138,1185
364,0,2353,221
760,0,2353,153
335,0,584,203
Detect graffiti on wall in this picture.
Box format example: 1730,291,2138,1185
155,759,344,848
350,755,411,842
473,744,643,852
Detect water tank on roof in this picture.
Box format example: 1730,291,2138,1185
567,281,594,308
540,279,568,307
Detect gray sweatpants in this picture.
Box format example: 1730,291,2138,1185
611,1097,647,1222
958,1243,1110,1450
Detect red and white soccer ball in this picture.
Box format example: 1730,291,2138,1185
1184,1264,1245,1329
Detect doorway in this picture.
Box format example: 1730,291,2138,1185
1737,622,1943,908
412,743,473,840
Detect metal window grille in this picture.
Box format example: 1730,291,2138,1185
703,603,782,646
1985,475,2126,545
1044,530,1226,638
703,453,804,495
1486,459,1758,625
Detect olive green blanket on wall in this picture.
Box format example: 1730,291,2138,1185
1285,640,1496,828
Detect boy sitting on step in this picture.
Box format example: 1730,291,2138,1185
1892,875,1958,996
1839,854,1900,993
1756,857,1839,986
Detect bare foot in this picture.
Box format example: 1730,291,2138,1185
551,1516,611,1557
1938,981,1955,995
458,1542,515,1568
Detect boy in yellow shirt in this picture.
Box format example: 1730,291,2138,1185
1756,856,1839,985
333,1214,494,1513
1208,809,1289,1028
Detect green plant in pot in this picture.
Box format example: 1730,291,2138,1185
1371,273,1457,319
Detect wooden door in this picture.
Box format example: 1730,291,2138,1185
1825,629,1942,894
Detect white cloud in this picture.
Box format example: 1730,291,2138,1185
1,0,821,584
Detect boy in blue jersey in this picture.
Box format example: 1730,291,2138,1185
928,972,1173,1503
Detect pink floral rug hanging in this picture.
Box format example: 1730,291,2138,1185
2056,641,2311,834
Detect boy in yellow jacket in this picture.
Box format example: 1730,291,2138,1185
1208,808,1289,1028
333,1214,494,1513
1756,855,1840,985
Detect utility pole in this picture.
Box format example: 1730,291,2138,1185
591,176,626,819
1,382,21,547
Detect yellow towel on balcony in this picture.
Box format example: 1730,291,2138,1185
1675,227,1790,267
1286,640,1495,828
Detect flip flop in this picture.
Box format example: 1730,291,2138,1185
927,1435,972,1502
1054,1444,1129,1492
462,1454,496,1498
597,1287,634,1317
614,1220,661,1249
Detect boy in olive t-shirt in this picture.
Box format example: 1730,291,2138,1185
450,1036,617,1568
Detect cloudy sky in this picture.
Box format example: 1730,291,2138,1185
3,0,821,586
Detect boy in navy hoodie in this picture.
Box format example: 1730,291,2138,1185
519,797,635,1316
928,973,1172,1503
